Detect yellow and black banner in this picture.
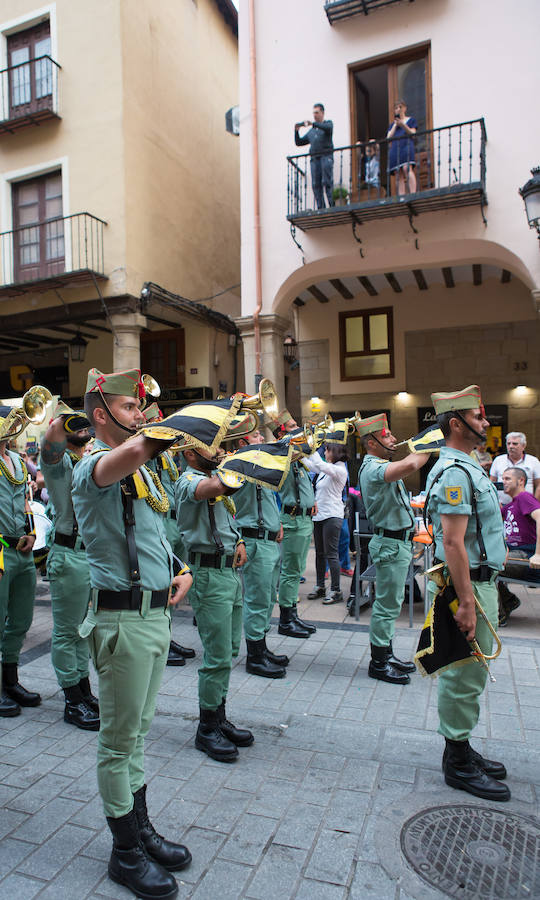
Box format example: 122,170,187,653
325,421,349,444
414,582,474,677
217,440,293,491
407,425,445,454
142,396,242,453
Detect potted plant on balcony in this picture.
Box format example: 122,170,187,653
332,186,349,206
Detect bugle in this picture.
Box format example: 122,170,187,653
239,378,279,422
0,385,53,441
140,374,161,410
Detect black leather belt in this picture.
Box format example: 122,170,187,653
189,551,235,569
241,527,279,541
97,588,169,610
375,528,414,542
283,505,314,517
167,510,177,519
1,535,20,549
434,559,496,583
55,532,85,550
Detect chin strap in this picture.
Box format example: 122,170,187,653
97,388,138,435
371,435,396,454
452,410,485,442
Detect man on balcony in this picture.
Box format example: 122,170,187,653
294,103,334,209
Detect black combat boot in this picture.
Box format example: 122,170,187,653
387,640,416,674
291,602,317,634
246,639,286,679
133,785,191,871
195,707,238,762
78,676,99,713
107,808,178,899
442,738,510,801
169,640,195,659
217,699,254,747
278,606,311,639
0,692,20,717
442,740,507,781
2,662,41,707
63,684,100,731
368,644,410,685
166,643,186,667
262,635,289,667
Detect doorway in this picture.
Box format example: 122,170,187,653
350,44,432,196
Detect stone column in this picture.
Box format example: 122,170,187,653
110,312,147,371
235,313,290,403
532,288,540,314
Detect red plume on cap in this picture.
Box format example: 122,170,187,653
138,379,146,400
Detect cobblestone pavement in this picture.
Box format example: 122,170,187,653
1,586,539,899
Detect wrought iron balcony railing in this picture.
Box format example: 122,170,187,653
0,212,107,297
325,0,415,24
287,119,487,231
0,55,61,134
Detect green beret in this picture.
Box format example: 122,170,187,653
355,413,388,438
431,385,482,415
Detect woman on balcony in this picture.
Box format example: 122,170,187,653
387,100,417,196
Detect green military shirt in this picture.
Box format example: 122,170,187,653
41,451,79,536
426,446,506,571
72,439,173,591
278,461,315,510
174,465,240,555
146,451,180,508
234,480,280,532
358,454,415,531
0,451,27,535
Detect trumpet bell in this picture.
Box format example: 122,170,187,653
240,378,279,421
24,386,53,425
141,374,161,409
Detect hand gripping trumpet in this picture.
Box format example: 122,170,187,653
0,385,53,441
422,563,502,682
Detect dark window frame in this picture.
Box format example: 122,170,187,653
339,306,394,381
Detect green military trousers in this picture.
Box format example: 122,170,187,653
278,513,313,608
368,534,413,646
0,546,36,667
47,543,91,689
189,563,242,710
80,603,170,818
435,578,498,742
242,537,280,641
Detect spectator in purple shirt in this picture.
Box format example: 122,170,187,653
498,467,540,625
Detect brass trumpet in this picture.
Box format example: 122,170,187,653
0,385,53,441
239,378,279,422
141,374,161,409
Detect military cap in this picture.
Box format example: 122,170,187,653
355,413,388,438
143,402,162,422
431,385,483,415
85,367,145,399
52,400,91,433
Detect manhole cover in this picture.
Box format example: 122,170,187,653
400,805,540,899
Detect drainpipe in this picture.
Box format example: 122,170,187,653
248,0,262,389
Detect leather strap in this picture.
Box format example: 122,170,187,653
120,476,142,608
207,500,225,555
97,588,168,610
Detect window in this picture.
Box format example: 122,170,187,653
7,21,52,117
339,308,394,380
12,171,64,282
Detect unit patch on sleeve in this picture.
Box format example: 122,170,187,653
445,486,462,505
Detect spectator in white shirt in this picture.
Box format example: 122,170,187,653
304,443,348,605
489,432,540,500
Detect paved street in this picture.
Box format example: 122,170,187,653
1,572,539,899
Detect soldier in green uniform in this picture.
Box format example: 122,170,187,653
272,412,317,638
426,385,509,801
144,403,195,667
41,403,99,730
73,368,193,900
0,406,40,717
233,428,289,678
357,413,430,684
175,444,254,762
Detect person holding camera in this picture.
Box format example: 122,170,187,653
294,103,334,209
386,99,417,195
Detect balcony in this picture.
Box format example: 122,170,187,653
0,212,107,298
325,0,415,24
287,119,487,232
0,55,61,135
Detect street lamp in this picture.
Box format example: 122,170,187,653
69,331,88,363
519,167,540,243
283,334,298,363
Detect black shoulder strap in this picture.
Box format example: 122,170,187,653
120,476,142,604
256,485,264,528
292,462,301,507
425,462,487,562
207,500,225,554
